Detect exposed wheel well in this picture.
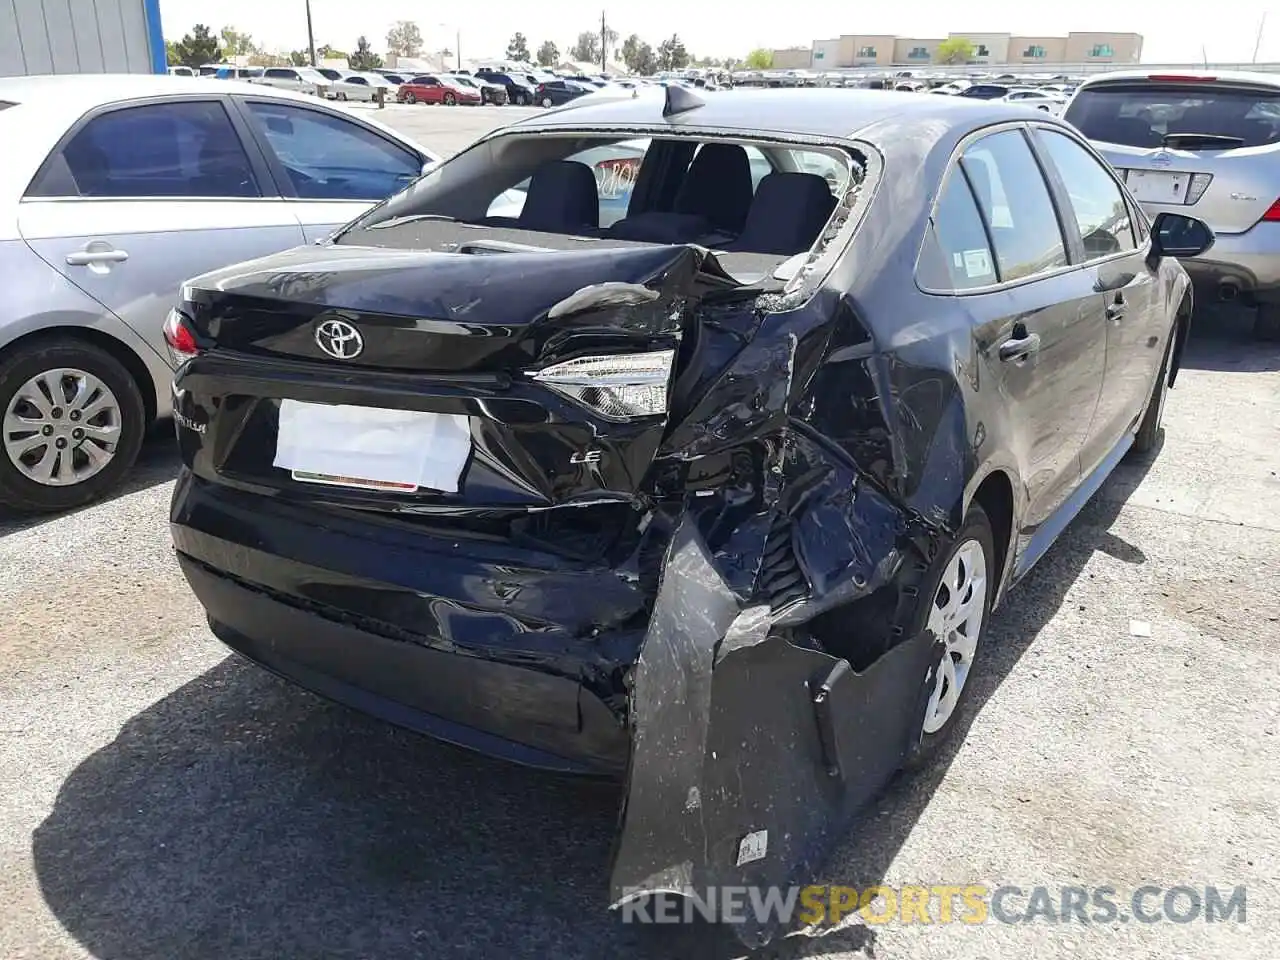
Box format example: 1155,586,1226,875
972,470,1014,602
0,328,157,425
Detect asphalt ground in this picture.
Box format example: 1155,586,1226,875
0,101,1277,960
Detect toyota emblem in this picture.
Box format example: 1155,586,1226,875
314,318,364,360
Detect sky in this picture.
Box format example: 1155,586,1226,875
157,0,1279,65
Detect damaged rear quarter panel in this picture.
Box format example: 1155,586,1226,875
610,119,1015,945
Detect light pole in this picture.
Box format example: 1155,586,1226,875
436,22,461,71
305,0,317,67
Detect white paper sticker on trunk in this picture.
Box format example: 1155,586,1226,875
736,829,768,866
273,400,471,493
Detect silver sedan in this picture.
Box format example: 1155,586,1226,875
0,74,440,512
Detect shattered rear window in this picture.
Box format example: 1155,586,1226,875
336,130,865,279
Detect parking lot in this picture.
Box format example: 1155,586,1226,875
1,103,1278,960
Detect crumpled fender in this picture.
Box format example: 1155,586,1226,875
609,284,962,946
610,517,941,947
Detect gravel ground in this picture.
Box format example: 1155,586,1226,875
0,104,1277,960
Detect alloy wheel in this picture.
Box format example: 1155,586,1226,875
921,538,988,734
2,368,122,487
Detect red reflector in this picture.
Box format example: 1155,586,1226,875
163,310,199,358
1147,74,1216,82
1261,198,1280,222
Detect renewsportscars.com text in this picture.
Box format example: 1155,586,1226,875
617,884,1247,927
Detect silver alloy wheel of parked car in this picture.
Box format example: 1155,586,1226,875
541,96,554,108
2,368,122,486
921,537,988,734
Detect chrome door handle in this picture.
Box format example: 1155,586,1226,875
998,333,1041,362
66,249,129,266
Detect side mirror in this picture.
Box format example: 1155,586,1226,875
1150,212,1215,259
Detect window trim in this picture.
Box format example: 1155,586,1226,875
229,95,427,202
916,120,1084,297
22,93,277,202
1027,121,1148,267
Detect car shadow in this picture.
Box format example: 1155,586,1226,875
1179,303,1280,373
0,427,180,539
30,457,1156,960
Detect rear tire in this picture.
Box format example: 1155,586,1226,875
444,92,456,106
904,504,995,769
541,96,554,108
1132,334,1173,455
0,339,146,514
404,92,417,104
1254,305,1280,341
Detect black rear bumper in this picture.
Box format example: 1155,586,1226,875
171,472,642,776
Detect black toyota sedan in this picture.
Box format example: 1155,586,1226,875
165,87,1212,945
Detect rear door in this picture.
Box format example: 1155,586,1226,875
1031,124,1163,471
1064,77,1280,234
918,126,1106,558
18,96,304,360
233,97,427,243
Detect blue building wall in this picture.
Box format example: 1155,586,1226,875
0,0,165,77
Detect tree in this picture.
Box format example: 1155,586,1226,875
386,21,423,58
220,26,256,56
289,50,309,66
936,37,973,65
506,32,530,62
248,52,287,67
317,43,348,61
634,42,657,75
173,24,221,69
165,39,181,66
621,34,642,72
536,40,559,67
656,34,689,71
569,31,599,63
744,48,773,69
601,24,619,64
350,36,383,71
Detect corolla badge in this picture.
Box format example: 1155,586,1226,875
314,318,364,360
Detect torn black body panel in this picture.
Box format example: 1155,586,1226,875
610,519,940,947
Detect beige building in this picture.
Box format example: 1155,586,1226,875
770,46,813,70
1063,32,1143,63
1008,36,1069,64
774,30,1143,68
894,38,943,65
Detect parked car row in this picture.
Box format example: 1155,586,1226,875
2,68,1272,518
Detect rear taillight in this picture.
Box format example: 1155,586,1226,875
1261,199,1280,222
1185,173,1214,204
163,308,200,365
530,350,675,420
537,84,546,94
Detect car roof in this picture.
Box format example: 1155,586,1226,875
1076,68,1280,90
0,73,438,208
504,87,1061,142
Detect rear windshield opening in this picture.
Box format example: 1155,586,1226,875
1065,83,1280,149
336,132,865,275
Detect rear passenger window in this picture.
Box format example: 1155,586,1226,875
1036,129,1136,259
38,100,258,199
962,129,1068,282
918,169,998,291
